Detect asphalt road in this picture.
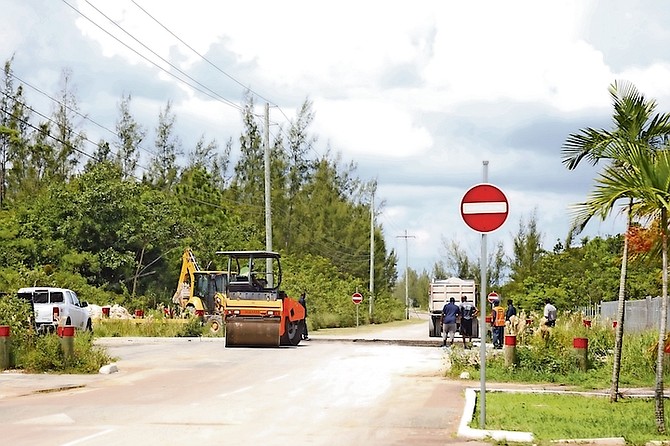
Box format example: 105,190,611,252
0,316,484,446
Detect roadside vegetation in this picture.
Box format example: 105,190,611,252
473,392,670,445
447,313,667,389
92,317,214,338
451,313,670,444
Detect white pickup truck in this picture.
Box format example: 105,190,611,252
17,287,93,334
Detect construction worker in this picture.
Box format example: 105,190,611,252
441,297,460,347
459,295,478,349
299,292,309,340
491,299,506,349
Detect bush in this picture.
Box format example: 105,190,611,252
14,332,112,373
447,311,669,389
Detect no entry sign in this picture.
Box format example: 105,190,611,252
461,183,509,233
352,292,363,304
487,291,499,303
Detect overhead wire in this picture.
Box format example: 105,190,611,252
127,0,322,160
129,0,274,107
0,102,97,163
7,71,158,159
60,0,244,112
5,1,378,265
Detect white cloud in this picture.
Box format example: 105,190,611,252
312,97,433,158
3,0,668,275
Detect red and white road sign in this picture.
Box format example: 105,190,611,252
352,292,363,304
460,183,509,233
487,292,499,303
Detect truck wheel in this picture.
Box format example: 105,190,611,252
65,317,71,326
86,319,93,333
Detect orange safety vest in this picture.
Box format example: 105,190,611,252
492,306,505,327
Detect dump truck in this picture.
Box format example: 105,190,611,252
217,250,305,347
172,248,227,330
428,277,478,337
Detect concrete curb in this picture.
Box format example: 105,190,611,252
457,387,534,442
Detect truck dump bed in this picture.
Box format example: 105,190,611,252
428,277,477,338
429,278,476,314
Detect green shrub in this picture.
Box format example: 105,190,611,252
177,317,206,337
447,311,669,389
14,332,112,374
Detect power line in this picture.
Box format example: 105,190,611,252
130,0,273,107
127,1,319,160
60,0,244,112
8,72,157,158
68,0,326,166
0,90,152,173
0,104,97,163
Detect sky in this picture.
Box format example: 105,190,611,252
3,1,670,275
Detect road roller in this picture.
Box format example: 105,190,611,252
217,250,305,347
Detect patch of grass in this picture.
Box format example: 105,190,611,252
15,332,113,374
93,317,221,338
472,391,670,445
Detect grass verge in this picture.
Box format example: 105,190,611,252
472,391,670,445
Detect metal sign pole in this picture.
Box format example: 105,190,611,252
479,160,488,428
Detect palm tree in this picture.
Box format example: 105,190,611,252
562,80,670,402
574,144,670,433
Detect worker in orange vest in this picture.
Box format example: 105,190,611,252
490,299,506,349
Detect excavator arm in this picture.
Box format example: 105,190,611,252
172,248,199,310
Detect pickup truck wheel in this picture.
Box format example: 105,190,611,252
65,317,71,326
86,319,93,332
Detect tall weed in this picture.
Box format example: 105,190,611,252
448,311,669,389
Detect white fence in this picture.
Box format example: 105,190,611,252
598,296,666,333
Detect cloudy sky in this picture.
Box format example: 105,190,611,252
3,1,670,274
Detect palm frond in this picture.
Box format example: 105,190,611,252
561,128,614,169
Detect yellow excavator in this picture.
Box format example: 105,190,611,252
217,250,306,347
172,248,227,331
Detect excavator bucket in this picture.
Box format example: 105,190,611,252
225,318,281,347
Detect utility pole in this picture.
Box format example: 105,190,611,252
397,230,415,319
263,103,273,285
369,186,375,319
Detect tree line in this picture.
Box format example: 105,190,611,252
0,58,402,324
